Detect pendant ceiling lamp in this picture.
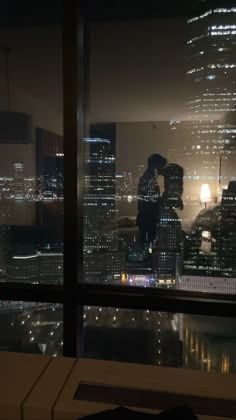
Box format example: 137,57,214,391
0,47,33,144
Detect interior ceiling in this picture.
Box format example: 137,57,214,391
0,0,63,26
0,0,202,26
84,0,202,20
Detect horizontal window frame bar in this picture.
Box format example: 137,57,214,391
0,283,64,304
76,284,236,318
0,282,236,318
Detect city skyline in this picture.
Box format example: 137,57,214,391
1,6,235,176
0,1,236,290
1,0,236,377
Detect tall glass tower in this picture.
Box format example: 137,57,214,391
187,3,236,119
186,2,236,200
83,124,124,283
13,161,24,200
183,2,236,278
83,137,116,253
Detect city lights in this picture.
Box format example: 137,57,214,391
0,0,235,377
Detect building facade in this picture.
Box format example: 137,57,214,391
6,248,63,284
13,162,24,200
83,124,123,283
186,2,236,198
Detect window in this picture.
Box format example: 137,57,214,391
0,10,63,285
82,306,236,374
0,301,63,356
0,0,235,374
82,1,236,295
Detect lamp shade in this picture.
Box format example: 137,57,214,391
0,111,33,144
200,183,211,203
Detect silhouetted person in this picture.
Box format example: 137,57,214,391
137,154,167,243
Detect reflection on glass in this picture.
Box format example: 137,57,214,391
0,25,63,284
0,301,63,356
83,4,236,293
83,306,236,375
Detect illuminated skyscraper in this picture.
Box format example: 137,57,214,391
186,2,236,198
13,161,24,200
152,205,182,286
187,4,236,119
84,137,116,251
83,124,123,283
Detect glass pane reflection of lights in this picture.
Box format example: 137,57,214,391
0,301,63,357
82,6,236,295
0,24,63,285
83,306,236,375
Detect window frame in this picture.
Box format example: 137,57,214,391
0,0,235,358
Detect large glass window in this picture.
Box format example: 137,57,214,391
0,0,235,366
0,301,63,356
82,3,236,294
83,306,236,375
0,20,63,284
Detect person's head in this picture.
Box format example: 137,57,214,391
147,154,167,170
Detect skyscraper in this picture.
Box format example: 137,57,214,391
186,2,236,198
84,137,116,252
36,128,63,177
152,205,182,286
56,153,64,198
36,127,63,196
43,156,57,193
219,181,236,271
41,153,64,197
13,161,24,200
83,124,124,283
187,3,236,119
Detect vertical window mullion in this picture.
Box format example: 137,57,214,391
63,0,85,357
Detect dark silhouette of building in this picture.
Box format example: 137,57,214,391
137,154,166,243
36,127,63,196
219,181,236,271
43,156,57,193
137,154,184,285
40,153,64,197
56,154,64,197
152,164,184,284
36,128,63,177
